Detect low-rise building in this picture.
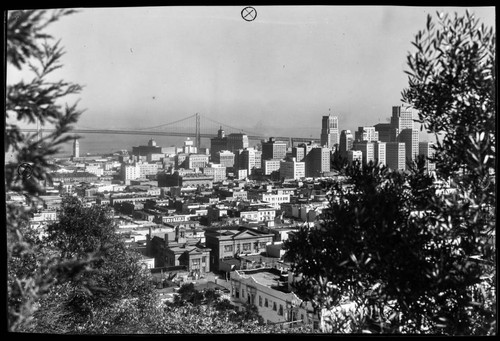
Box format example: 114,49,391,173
204,227,274,271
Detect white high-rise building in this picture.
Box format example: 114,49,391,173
374,141,386,166
72,138,79,159
391,105,416,132
121,163,140,183
355,126,379,142
320,114,339,149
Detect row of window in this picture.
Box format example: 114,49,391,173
234,287,285,316
223,242,267,253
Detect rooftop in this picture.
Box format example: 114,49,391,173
237,268,287,289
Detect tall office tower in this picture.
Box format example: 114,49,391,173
355,126,379,142
374,141,386,166
280,158,305,180
386,142,406,171
213,150,235,168
391,105,416,132
293,142,316,162
72,138,79,159
226,133,249,153
419,141,436,172
374,123,394,142
352,141,375,165
347,150,363,164
210,126,227,159
262,137,287,161
306,147,331,177
398,128,419,168
320,114,339,149
339,130,354,159
254,150,262,170
292,145,306,162
237,148,260,174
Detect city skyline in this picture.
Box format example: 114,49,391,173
6,6,495,140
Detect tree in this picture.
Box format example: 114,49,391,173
401,10,495,195
6,9,86,331
284,11,495,335
401,11,495,334
39,196,156,321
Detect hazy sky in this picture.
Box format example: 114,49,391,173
7,6,496,140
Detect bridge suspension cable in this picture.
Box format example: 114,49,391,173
134,113,198,131
201,114,262,137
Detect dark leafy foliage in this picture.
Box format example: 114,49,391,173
6,9,85,331
285,11,495,335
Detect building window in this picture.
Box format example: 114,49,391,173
191,258,200,269
242,243,251,251
264,298,268,307
259,296,262,307
224,245,233,252
273,302,277,311
242,289,245,298
278,305,283,316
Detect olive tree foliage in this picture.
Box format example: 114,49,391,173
401,10,495,192
400,11,496,334
25,196,157,332
5,9,88,332
284,11,495,335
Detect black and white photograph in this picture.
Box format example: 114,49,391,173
4,5,496,335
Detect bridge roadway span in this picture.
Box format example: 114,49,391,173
18,128,319,143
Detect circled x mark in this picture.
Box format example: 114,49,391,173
241,7,257,22
18,163,33,179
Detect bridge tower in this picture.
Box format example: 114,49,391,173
195,113,201,149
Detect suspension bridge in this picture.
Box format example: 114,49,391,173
18,113,320,146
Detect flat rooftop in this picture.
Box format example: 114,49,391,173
238,268,287,290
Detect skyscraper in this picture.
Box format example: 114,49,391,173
280,158,305,180
386,142,406,171
210,126,227,159
374,123,393,142
320,114,339,149
374,141,386,166
262,137,287,161
352,141,375,165
226,133,249,153
355,126,379,142
72,138,79,159
339,130,354,159
391,105,415,132
237,148,260,174
306,147,331,177
398,128,419,168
